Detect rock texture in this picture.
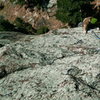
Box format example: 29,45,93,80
47,0,57,8
0,27,100,100
0,1,64,30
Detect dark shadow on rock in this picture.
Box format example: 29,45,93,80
0,32,26,44
0,66,7,79
0,44,4,48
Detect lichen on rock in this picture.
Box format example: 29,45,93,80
0,27,100,100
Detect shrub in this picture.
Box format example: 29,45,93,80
56,0,93,26
36,26,49,34
30,0,49,9
10,0,26,5
10,0,50,9
0,16,15,31
14,18,49,35
13,17,36,34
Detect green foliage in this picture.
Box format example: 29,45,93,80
10,0,26,5
36,26,49,34
56,0,92,26
9,0,50,9
32,0,49,8
14,17,36,34
14,18,49,35
0,16,49,35
0,16,15,31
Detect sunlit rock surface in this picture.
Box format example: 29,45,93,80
0,27,100,100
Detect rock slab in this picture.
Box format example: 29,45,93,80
0,27,100,100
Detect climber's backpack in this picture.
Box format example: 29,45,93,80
90,18,98,24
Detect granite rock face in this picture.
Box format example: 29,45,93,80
47,0,57,8
0,27,100,100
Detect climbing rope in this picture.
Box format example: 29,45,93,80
92,31,100,39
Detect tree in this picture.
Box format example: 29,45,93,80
56,0,93,26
